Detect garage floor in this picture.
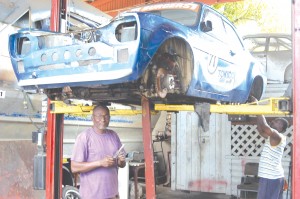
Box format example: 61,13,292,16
155,185,233,199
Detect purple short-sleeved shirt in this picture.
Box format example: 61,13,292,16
71,128,124,199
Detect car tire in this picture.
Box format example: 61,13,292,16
284,65,292,83
63,165,74,187
248,77,264,102
62,185,81,199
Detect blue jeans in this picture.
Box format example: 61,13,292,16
257,177,284,199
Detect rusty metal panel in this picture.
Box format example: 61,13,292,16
91,0,145,13
89,0,243,17
0,141,45,199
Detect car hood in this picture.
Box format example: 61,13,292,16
0,0,112,28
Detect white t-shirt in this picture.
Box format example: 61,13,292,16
258,133,286,179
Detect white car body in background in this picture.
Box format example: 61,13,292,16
243,33,292,84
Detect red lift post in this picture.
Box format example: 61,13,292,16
293,0,300,198
46,102,64,199
46,0,65,198
141,96,156,199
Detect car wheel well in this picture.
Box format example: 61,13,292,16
141,37,194,99
158,37,193,94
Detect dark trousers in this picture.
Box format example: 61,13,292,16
257,177,284,199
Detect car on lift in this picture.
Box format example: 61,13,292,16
243,33,292,84
8,2,266,105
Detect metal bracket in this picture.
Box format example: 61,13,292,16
210,97,292,115
154,104,194,111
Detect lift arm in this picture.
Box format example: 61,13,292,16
154,97,291,115
210,97,291,115
50,97,291,116
49,101,157,115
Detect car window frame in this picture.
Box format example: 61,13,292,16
200,8,227,42
268,36,292,52
243,36,268,53
223,20,245,51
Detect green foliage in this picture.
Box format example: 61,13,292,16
212,0,291,33
213,0,267,26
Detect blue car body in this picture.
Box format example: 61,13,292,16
8,2,266,105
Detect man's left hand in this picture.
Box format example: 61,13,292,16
117,153,126,168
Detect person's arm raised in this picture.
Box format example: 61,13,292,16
250,96,282,146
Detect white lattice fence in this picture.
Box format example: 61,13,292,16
231,125,293,158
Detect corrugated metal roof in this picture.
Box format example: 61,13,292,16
0,0,112,28
88,0,240,17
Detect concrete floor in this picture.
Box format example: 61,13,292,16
155,185,233,199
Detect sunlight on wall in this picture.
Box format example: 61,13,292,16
261,0,291,33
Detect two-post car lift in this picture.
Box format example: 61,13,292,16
45,0,300,198
46,96,292,199
46,96,157,199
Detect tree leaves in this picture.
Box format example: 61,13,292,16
213,0,267,26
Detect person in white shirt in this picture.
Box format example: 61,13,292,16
250,96,289,199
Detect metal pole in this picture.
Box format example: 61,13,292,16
46,0,64,198
50,0,61,32
46,99,55,198
141,96,156,199
292,0,300,198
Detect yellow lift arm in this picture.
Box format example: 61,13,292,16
154,104,195,111
50,97,291,116
49,101,146,115
210,97,291,115
155,97,291,115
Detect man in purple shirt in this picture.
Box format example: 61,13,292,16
71,105,126,199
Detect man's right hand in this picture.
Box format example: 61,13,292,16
100,156,115,167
